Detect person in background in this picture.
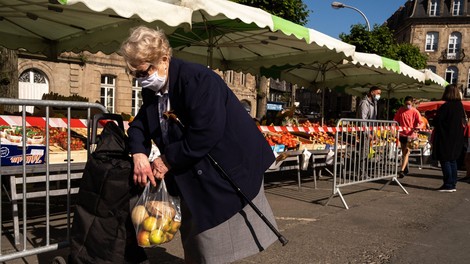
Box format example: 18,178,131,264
393,96,423,178
420,112,430,130
120,26,278,263
463,137,470,183
357,86,381,120
432,84,466,192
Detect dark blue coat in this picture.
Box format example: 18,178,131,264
128,58,275,235
432,100,465,161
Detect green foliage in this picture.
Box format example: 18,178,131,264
340,24,428,69
395,43,428,69
233,0,310,25
121,112,132,121
41,92,89,102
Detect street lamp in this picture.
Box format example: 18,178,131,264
331,1,371,32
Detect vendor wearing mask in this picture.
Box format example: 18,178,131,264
394,96,423,178
357,86,381,120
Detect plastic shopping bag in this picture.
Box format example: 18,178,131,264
131,180,181,247
301,148,312,171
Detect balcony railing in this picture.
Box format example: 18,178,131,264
440,49,465,62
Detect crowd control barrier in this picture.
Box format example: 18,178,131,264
325,119,408,209
0,98,107,262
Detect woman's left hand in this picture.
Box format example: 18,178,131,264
152,155,170,179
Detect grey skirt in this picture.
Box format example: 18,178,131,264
180,182,278,264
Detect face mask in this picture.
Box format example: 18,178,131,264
374,94,380,101
406,105,412,110
138,71,167,93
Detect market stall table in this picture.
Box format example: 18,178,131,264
1,162,86,244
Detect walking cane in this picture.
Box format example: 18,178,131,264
163,112,288,246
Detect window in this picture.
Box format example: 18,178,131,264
427,65,437,73
429,0,440,16
100,75,115,113
18,69,49,113
240,72,246,86
445,66,458,84
132,78,142,116
425,32,439,51
466,69,470,97
452,0,463,16
19,69,47,84
226,70,234,84
447,32,462,59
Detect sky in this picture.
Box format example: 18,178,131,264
305,0,409,39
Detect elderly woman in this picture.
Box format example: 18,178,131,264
432,84,466,192
119,26,278,263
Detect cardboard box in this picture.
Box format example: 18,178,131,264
48,148,87,164
271,144,286,153
0,143,46,166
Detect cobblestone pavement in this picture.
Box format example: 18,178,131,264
3,164,470,264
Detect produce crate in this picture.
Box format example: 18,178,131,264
48,146,88,164
0,138,46,166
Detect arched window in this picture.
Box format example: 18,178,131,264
240,99,251,114
447,32,461,59
131,78,143,116
429,0,440,16
425,32,439,51
427,65,437,73
466,68,470,97
445,66,458,84
452,0,463,16
18,68,49,113
101,75,116,113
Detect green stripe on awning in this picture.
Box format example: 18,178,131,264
58,0,67,4
272,15,310,43
381,57,400,73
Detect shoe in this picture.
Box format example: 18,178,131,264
398,171,405,178
436,186,456,192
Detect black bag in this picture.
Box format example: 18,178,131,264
69,115,147,264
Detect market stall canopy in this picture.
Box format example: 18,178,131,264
274,51,446,99
0,0,355,77
340,53,447,99
417,100,470,112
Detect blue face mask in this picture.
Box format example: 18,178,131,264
138,71,167,93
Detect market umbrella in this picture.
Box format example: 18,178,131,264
338,53,447,99
417,100,470,112
277,52,445,99
0,0,355,77
268,51,445,122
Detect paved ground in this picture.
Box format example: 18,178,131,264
2,162,470,264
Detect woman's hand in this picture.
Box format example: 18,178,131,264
151,155,170,180
132,153,156,187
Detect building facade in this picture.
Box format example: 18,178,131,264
387,0,470,97
17,51,259,117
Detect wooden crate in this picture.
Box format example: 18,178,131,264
48,146,87,164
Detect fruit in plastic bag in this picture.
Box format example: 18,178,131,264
131,205,149,226
142,216,158,231
145,201,176,218
137,230,151,247
149,229,166,244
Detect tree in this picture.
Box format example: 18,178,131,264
0,47,19,114
233,0,310,26
340,24,428,69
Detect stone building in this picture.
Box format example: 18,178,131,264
387,0,470,97
17,51,259,117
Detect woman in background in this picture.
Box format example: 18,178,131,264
432,84,466,192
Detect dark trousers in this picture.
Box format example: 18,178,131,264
440,160,458,189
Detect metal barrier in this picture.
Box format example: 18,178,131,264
0,98,107,262
325,119,408,209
